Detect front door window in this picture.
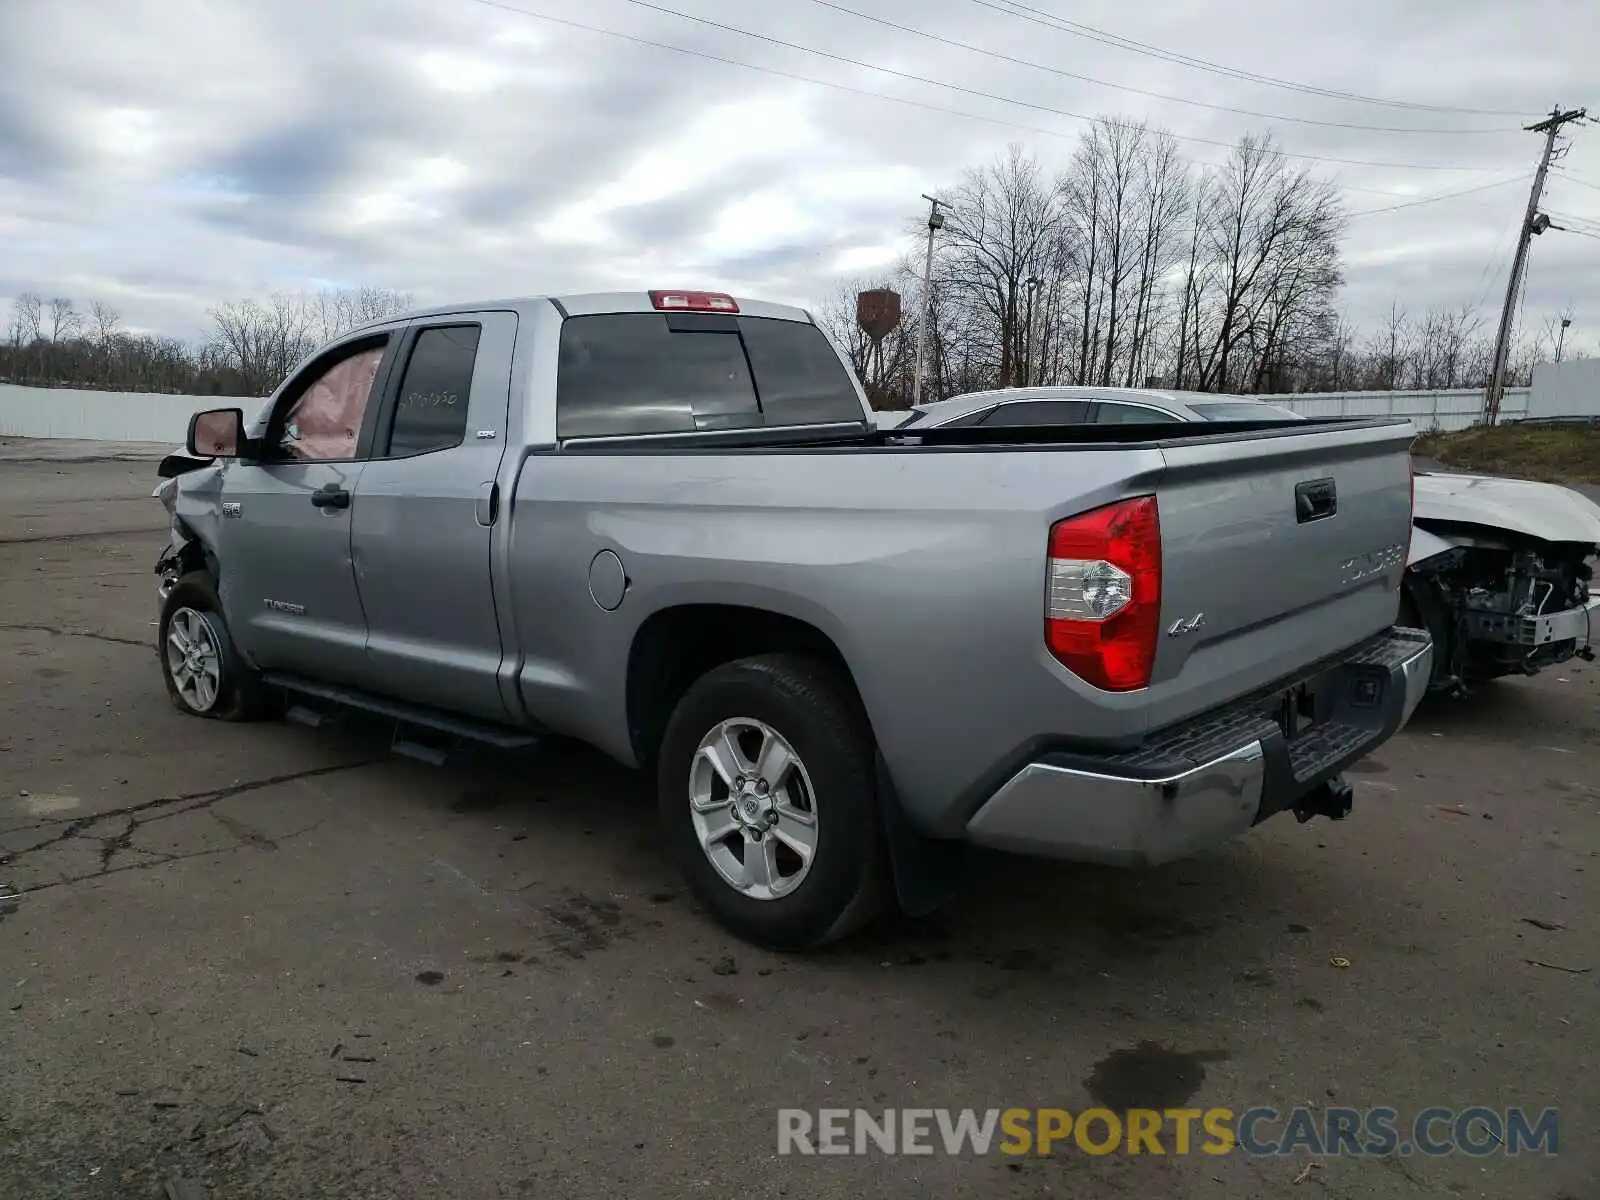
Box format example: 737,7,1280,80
278,345,386,460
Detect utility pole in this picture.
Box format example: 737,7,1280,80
912,195,945,407
1484,105,1588,424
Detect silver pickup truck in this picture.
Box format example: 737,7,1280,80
153,289,1432,948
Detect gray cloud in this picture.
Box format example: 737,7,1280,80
0,0,1595,354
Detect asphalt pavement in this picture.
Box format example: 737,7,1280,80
0,455,1596,1200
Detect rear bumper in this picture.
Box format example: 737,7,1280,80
963,626,1433,865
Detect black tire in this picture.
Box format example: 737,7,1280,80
158,570,279,722
656,653,887,950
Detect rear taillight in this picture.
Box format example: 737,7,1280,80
650,290,739,313
1045,496,1162,691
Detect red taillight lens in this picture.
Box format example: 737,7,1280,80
1045,495,1162,691
650,290,739,313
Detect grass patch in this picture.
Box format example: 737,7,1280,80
1412,425,1600,486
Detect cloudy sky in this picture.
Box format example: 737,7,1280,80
3,0,1599,354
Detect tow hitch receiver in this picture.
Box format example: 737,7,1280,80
1295,773,1355,823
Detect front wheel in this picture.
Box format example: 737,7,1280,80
657,653,887,949
1399,577,1455,691
158,571,279,722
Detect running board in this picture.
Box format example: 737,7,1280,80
263,672,542,752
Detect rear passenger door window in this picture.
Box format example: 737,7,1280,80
1092,402,1183,425
379,324,480,457
979,401,1090,427
555,312,864,440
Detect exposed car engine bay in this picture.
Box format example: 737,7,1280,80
1405,528,1597,694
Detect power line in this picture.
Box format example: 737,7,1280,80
1555,225,1600,243
798,0,1518,135
971,0,1538,119
447,0,1171,145
465,0,1519,172
1335,178,1495,199
1551,169,1600,194
1347,175,1532,217
1548,210,1600,231
1469,221,1517,313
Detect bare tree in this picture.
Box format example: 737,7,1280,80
1182,134,1345,392
1170,175,1218,390
46,297,82,343
6,293,43,347
207,294,318,395
1247,178,1344,392
1,285,419,395
89,300,122,343
307,286,414,345
1363,303,1410,390
1123,128,1187,387
89,300,122,345
1410,306,1483,389
936,144,1069,391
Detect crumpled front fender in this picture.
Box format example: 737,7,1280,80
1407,525,1457,568
1413,471,1600,546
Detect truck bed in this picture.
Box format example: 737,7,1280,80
509,414,1416,834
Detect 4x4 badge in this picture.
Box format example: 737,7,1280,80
1167,612,1206,638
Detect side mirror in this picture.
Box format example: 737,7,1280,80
187,408,244,458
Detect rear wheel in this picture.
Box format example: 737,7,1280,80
159,571,278,721
657,653,886,949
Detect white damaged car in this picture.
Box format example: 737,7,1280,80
893,386,1600,696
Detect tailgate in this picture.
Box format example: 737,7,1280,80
1144,419,1414,726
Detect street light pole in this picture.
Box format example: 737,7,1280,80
912,195,945,406
1024,275,1042,387
1556,317,1572,363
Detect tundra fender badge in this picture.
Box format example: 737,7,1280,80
1339,543,1406,586
1167,612,1206,638
264,599,306,616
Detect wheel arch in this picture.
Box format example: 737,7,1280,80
625,604,869,771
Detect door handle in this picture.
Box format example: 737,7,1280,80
310,484,350,510
474,482,500,527
1294,478,1337,524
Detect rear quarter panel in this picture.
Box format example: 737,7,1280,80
503,422,1415,837
504,444,1171,833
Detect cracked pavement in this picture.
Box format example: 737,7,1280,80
1,456,1597,1200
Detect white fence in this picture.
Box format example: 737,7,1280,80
1529,358,1600,419
0,375,1586,443
0,384,246,444
1264,387,1529,432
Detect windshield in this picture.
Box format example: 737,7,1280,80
1189,401,1305,422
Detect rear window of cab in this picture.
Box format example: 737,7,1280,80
555,313,863,439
